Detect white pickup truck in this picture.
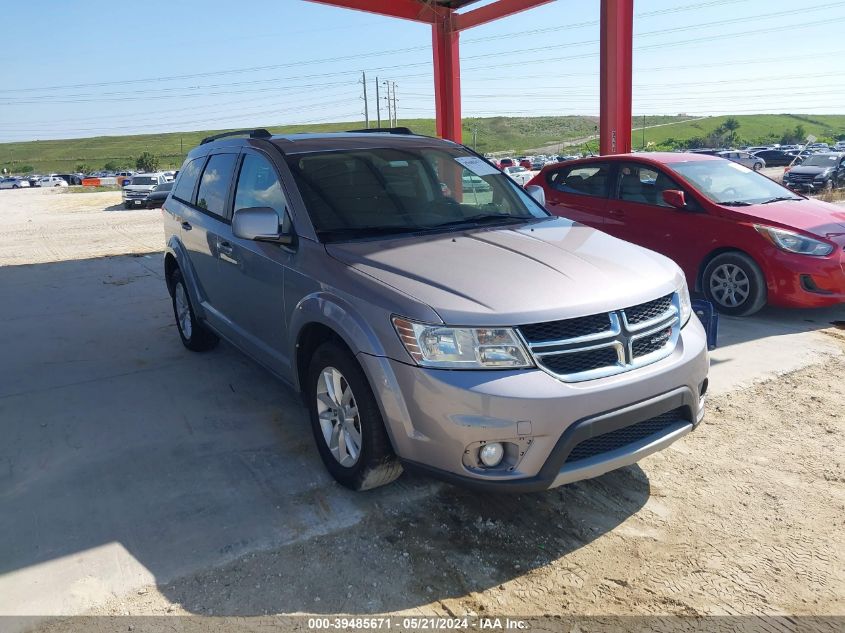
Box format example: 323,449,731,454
122,172,169,208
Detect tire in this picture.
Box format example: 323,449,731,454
306,340,402,491
169,268,219,352
822,180,834,192
124,201,133,209
753,162,763,171
702,252,767,317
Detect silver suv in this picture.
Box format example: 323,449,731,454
162,128,709,492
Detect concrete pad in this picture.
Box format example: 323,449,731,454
0,253,841,616
0,254,434,617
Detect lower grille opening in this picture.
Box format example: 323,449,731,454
564,407,687,465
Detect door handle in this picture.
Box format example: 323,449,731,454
608,208,624,217
218,241,234,256
181,221,192,231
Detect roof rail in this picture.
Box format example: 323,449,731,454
345,127,414,135
200,128,272,145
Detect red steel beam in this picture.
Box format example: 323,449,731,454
432,14,462,143
304,0,439,23
453,0,554,32
599,0,633,155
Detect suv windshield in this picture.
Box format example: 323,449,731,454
286,147,548,241
671,159,800,205
800,154,840,167
130,176,157,185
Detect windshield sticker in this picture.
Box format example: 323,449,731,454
454,156,500,176
726,161,748,171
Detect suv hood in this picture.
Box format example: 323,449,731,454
326,218,683,326
787,165,831,176
732,198,845,239
124,184,156,192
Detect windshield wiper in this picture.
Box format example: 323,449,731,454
760,196,801,204
427,214,530,229
720,200,753,206
318,225,428,240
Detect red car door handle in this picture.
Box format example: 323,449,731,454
608,209,624,217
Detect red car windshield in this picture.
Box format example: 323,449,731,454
671,160,801,206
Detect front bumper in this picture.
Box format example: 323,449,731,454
359,317,709,492
762,244,845,308
783,179,828,192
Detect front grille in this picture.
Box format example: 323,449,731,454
787,174,814,183
632,326,673,358
564,408,686,464
539,346,619,375
519,293,679,382
624,294,673,326
519,313,610,343
125,191,148,199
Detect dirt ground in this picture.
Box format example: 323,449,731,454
77,332,844,619
0,188,162,266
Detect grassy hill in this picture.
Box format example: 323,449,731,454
2,114,844,174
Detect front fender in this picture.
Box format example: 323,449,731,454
287,290,400,392
165,237,206,319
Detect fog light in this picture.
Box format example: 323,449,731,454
479,442,504,467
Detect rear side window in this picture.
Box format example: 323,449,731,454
196,153,238,218
548,163,611,198
172,157,204,203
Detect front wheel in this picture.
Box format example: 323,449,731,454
702,252,767,317
753,162,763,171
306,341,401,490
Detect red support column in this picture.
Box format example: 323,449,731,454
599,0,633,155
432,14,462,143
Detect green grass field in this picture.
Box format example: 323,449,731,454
2,114,844,174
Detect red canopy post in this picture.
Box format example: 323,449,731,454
432,14,462,142
599,0,634,155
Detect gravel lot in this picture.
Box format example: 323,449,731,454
1,187,843,626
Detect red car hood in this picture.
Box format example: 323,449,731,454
730,198,845,240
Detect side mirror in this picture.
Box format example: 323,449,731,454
662,189,687,209
232,207,293,245
525,184,546,207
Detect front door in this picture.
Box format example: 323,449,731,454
603,161,709,277
212,149,291,377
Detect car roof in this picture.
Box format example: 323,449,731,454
556,152,722,165
269,132,457,155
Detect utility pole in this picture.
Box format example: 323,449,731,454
382,80,392,127
375,76,381,128
641,115,645,150
472,126,478,149
361,71,370,128
391,82,398,127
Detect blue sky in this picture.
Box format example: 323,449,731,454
0,0,842,141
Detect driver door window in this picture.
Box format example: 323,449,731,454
234,153,291,233
617,163,688,208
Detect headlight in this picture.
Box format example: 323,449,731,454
392,317,532,369
754,225,834,256
678,279,692,327
814,170,832,180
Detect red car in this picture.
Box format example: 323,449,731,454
526,153,845,316
497,158,515,170
519,158,533,170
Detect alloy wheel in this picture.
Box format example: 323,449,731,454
709,263,750,308
316,367,362,467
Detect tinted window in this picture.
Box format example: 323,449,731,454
617,163,679,207
172,157,204,203
548,163,611,198
196,153,238,218
234,153,288,229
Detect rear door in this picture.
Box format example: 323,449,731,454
211,148,292,376
542,161,612,226
178,151,239,334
